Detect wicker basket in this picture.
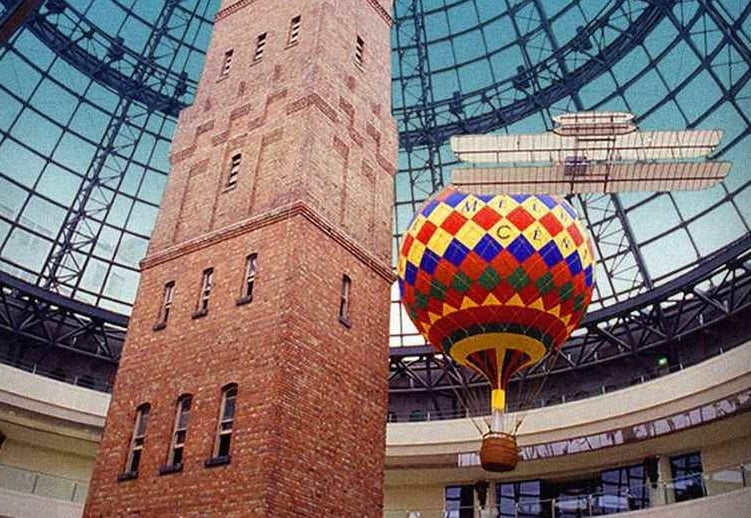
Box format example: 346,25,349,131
480,432,519,472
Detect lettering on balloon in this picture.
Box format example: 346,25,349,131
496,225,513,240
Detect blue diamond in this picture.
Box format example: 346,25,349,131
444,191,468,208
508,235,535,262
444,239,470,266
421,199,439,217
562,202,579,219
584,265,594,287
537,194,557,209
404,262,418,285
539,241,564,268
474,234,501,262
511,194,530,204
420,249,440,274
476,193,494,203
567,252,583,276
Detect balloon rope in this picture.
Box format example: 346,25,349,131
440,357,486,435
513,345,563,434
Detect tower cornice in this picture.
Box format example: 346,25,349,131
141,200,395,283
215,0,394,26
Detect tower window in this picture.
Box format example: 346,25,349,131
288,16,301,46
120,403,150,480
221,49,233,77
339,274,351,326
238,253,258,304
354,36,364,69
253,33,267,63
154,281,174,330
206,384,237,466
194,268,213,317
163,395,192,472
227,153,242,187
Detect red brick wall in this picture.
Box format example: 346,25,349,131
84,0,395,515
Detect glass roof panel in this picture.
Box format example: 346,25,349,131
0,0,746,341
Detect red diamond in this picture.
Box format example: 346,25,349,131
440,211,468,234
491,249,518,278
401,233,415,255
402,286,415,305
462,251,487,280
444,288,464,308
519,284,540,305
506,206,535,231
472,206,502,230
567,223,584,247
415,269,432,292
415,220,437,244
542,290,560,310
426,298,443,314
521,254,547,281
494,281,515,303
539,212,564,236
433,261,456,286
466,284,488,304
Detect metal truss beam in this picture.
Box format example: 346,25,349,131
39,0,189,293
0,0,43,45
0,271,125,363
394,0,444,196
0,0,193,117
389,234,751,404
397,0,671,149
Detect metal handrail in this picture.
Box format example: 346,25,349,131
387,351,717,423
384,463,751,517
0,354,113,393
0,463,89,503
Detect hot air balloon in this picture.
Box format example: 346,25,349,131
397,187,595,472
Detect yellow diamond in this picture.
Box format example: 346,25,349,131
454,220,486,250
426,202,453,227
427,227,454,256
521,196,551,219
523,221,552,251
407,239,426,266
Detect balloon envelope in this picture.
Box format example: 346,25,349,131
397,187,595,392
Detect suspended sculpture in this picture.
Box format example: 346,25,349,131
397,189,595,471
397,111,729,472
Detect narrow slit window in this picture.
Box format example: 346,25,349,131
354,36,364,69
197,268,214,313
124,404,150,476
288,16,301,46
242,253,258,301
160,281,175,324
167,395,192,468
221,49,233,77
214,384,237,459
227,153,241,187
339,274,351,324
253,33,267,63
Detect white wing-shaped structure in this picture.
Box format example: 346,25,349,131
450,111,730,195
452,162,731,195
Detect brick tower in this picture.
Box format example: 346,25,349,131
84,0,396,516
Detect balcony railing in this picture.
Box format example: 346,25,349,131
387,347,732,423
0,464,88,504
0,354,113,393
384,463,751,517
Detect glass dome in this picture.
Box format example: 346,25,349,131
0,0,748,347
388,0,750,346
0,0,216,314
